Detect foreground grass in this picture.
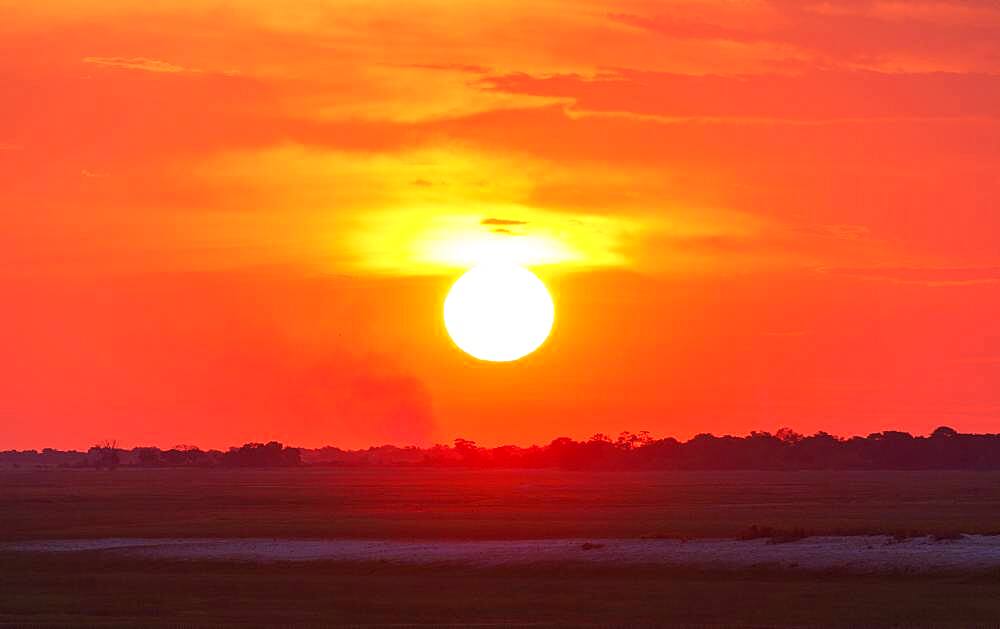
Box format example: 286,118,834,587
7,469,1000,627
4,468,1000,541
3,553,1000,628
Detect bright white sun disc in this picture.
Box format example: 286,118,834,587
444,264,555,362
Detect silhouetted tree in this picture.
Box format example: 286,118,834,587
616,431,653,450
222,442,301,467
90,440,120,470
134,447,162,467
932,426,959,439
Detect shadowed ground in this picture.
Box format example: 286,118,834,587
4,553,1000,628
5,468,1000,627
5,468,1000,540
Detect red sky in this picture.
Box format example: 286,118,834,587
2,0,999,449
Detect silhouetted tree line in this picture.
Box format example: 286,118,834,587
0,441,301,469
5,427,1000,470
527,427,1000,471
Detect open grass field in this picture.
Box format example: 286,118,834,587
4,467,1000,540
6,468,1000,627
6,553,1000,628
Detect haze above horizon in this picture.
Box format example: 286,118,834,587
3,0,1000,450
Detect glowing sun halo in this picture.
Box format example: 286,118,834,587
444,264,555,362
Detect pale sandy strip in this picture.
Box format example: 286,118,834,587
5,536,1000,573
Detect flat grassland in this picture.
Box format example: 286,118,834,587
5,467,1000,540
5,468,1000,627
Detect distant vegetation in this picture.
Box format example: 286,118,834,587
5,426,1000,470
1,441,304,470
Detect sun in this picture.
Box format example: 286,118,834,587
444,264,555,362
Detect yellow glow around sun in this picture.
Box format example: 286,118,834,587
350,206,631,275
196,145,769,278
444,264,555,361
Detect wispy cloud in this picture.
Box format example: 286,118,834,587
822,266,1000,285
608,4,1000,72
482,218,527,226
485,70,1000,121
805,225,872,241
82,56,191,74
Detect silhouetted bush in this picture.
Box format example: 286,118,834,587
221,441,301,467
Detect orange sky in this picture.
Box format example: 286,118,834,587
2,0,1000,449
